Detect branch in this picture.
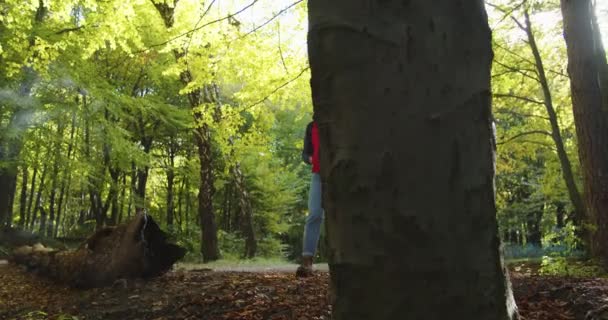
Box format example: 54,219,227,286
185,0,218,57
493,42,536,67
494,108,550,121
511,15,527,33
493,93,545,105
233,0,303,41
494,60,541,83
229,67,309,117
147,0,258,50
55,26,85,34
277,22,288,73
486,1,525,26
497,130,552,145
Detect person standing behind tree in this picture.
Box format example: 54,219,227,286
297,120,323,277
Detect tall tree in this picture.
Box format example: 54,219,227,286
560,0,608,263
151,0,220,262
308,0,518,318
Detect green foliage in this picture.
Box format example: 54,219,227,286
0,0,595,264
540,257,605,277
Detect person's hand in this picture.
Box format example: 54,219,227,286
308,156,313,163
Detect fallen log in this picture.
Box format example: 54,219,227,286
10,214,185,288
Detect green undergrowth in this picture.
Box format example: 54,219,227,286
177,257,292,270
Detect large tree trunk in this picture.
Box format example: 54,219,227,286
307,0,518,319
194,124,220,262
10,215,185,288
560,0,608,265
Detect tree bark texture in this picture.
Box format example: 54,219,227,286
307,0,518,319
560,0,608,264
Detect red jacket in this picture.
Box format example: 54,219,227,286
302,121,320,173
311,122,320,173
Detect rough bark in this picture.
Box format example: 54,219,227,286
560,0,608,264
10,215,185,288
307,0,518,318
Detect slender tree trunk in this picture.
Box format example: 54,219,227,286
166,142,176,228
520,8,588,244
0,140,21,227
56,110,77,236
19,167,28,228
128,163,136,219
31,166,47,231
556,201,566,229
119,174,127,224
177,178,185,231
185,177,191,231
6,173,18,226
231,164,256,258
526,209,543,247
134,138,152,215
308,1,518,318
108,168,121,226
25,166,38,228
0,143,10,227
48,123,65,237
560,0,608,265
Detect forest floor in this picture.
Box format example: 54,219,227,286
1,260,608,320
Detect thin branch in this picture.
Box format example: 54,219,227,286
493,41,537,68
486,1,525,26
229,67,309,117
185,0,217,57
147,0,258,50
511,15,527,33
55,26,85,34
277,22,288,73
233,0,303,41
497,130,552,145
494,60,541,83
493,93,545,105
494,108,550,121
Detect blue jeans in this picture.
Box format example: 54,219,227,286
303,173,324,257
